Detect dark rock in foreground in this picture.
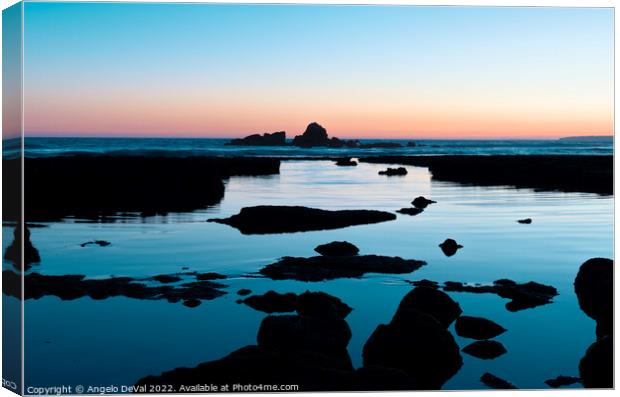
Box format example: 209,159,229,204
443,279,558,312
378,167,407,176
439,239,463,257
396,207,424,216
4,225,41,271
314,241,359,257
574,258,613,338
480,372,517,389
393,286,462,328
544,375,581,388
2,270,227,304
335,158,357,166
363,305,462,389
455,315,506,340
579,336,613,388
227,131,286,146
462,340,507,360
260,255,426,282
517,218,532,224
412,196,436,209
209,206,396,234
359,155,612,195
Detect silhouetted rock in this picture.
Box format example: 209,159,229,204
443,279,558,312
3,270,227,304
359,155,612,195
579,336,613,388
242,291,299,313
439,239,463,257
227,131,286,146
182,299,201,308
296,291,352,319
517,218,532,224
314,241,359,257
292,123,330,148
462,340,507,360
574,258,613,338
396,208,424,216
544,375,581,388
209,206,396,234
412,196,436,209
455,316,506,340
335,158,357,166
196,272,227,281
21,156,280,221
363,308,462,389
378,167,407,176
152,275,182,284
260,255,426,282
237,289,252,296
392,286,462,328
4,225,40,271
480,372,517,389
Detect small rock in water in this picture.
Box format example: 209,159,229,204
462,340,507,360
196,272,227,281
517,218,532,224
378,167,408,176
242,291,299,313
237,289,252,296
544,375,581,388
80,240,111,247
335,158,357,166
182,299,201,308
439,239,463,257
314,241,359,257
152,275,182,284
455,315,506,340
481,372,517,389
396,207,424,216
412,196,436,209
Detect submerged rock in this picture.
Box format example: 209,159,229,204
480,372,517,389
455,316,506,340
80,240,111,247
335,158,358,166
462,340,507,360
208,206,396,234
517,218,532,224
579,336,613,388
227,131,286,146
412,196,436,209
443,279,558,312
314,241,359,257
378,167,408,176
439,239,463,257
392,286,462,328
574,258,613,338
396,208,424,216
259,255,426,282
544,375,581,388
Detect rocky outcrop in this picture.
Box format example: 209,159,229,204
574,258,613,338
227,131,286,146
209,206,396,234
292,123,331,148
579,336,613,388
314,241,359,256
259,255,426,282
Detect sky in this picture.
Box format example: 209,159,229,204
21,2,614,139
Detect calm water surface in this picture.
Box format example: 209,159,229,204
4,160,612,390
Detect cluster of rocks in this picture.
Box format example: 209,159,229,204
228,122,416,150
455,316,507,360
397,196,437,218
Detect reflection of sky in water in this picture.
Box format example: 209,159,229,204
7,161,612,390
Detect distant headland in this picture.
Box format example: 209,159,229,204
227,122,417,149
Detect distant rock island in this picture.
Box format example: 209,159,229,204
228,122,414,149
558,136,613,142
